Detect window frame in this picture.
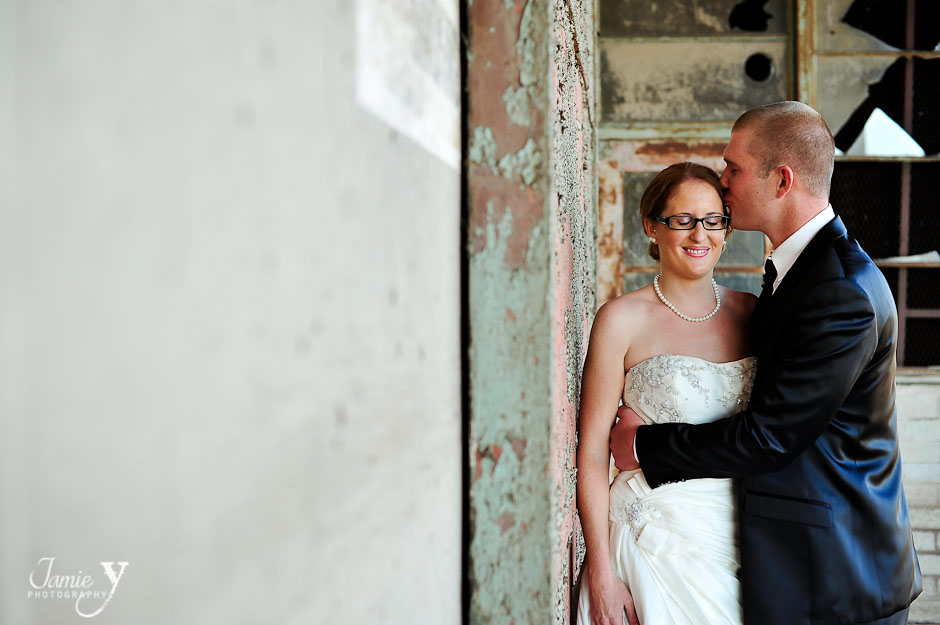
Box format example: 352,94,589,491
797,0,940,366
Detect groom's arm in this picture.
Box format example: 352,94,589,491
633,278,879,488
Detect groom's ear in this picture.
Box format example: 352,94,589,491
776,165,795,198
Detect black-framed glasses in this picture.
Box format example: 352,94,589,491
654,215,730,230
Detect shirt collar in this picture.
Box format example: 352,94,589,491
769,205,835,292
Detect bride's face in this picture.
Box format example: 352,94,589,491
646,179,727,279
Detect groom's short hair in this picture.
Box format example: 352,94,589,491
734,101,835,199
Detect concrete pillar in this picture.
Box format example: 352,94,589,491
0,1,461,623
466,1,596,622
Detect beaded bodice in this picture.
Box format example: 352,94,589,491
623,353,757,426
608,354,757,543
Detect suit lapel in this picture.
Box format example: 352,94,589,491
753,216,848,345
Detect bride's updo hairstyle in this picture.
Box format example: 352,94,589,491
640,162,729,261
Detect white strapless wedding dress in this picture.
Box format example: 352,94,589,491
577,353,756,625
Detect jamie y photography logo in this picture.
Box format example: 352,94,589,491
27,557,128,618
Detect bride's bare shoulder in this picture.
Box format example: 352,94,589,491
590,286,657,338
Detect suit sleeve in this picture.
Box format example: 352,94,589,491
636,278,879,488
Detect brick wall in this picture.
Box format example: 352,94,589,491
898,371,940,624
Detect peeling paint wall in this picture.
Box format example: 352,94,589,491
550,0,596,620
466,0,596,623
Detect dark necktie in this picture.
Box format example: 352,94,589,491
761,258,777,295
751,258,777,341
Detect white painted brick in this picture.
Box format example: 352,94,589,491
898,381,940,624
912,509,940,530
899,418,940,463
897,385,940,419
920,576,939,598
905,464,940,484
909,485,940,509
916,531,938,553
920,555,940,577
910,597,940,624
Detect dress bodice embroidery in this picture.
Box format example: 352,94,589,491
610,497,663,540
623,353,756,426
611,354,757,541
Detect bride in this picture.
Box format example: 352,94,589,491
576,162,756,625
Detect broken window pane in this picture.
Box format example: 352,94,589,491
816,0,897,52
817,55,895,135
817,0,940,52
819,56,940,156
842,109,925,157
842,0,940,51
809,0,940,366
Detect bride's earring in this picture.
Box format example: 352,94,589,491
649,236,657,244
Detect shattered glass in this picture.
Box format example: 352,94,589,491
842,0,940,51
817,0,940,52
817,56,896,135
833,57,940,156
813,0,940,365
818,0,940,157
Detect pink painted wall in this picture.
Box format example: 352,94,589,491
466,1,596,622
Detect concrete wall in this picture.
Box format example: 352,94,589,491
0,1,461,624
898,372,940,624
465,0,595,622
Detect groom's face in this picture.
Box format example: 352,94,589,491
719,128,775,232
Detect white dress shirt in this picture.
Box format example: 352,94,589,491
767,205,835,293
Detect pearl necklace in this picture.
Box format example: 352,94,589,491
653,274,721,322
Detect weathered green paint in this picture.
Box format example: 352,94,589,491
469,126,500,173
498,137,542,185
503,86,532,127
468,205,553,623
467,1,554,619
467,0,596,623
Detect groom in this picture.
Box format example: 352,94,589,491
610,101,921,625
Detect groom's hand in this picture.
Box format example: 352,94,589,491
610,406,643,471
